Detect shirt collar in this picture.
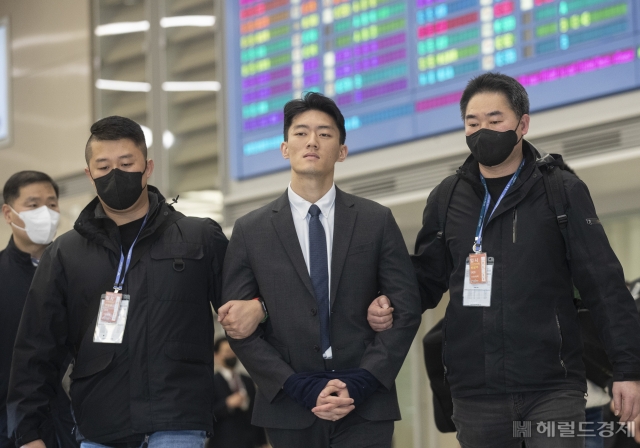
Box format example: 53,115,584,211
288,183,336,220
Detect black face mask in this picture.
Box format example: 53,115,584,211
93,168,146,210
223,356,238,369
466,121,522,167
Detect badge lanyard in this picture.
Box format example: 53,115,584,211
473,159,525,253
113,213,149,293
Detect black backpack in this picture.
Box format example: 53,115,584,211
423,152,613,433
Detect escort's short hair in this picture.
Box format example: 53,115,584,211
460,72,530,120
214,337,228,354
283,92,346,145
3,171,60,206
85,116,148,164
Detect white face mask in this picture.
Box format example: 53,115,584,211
10,205,60,245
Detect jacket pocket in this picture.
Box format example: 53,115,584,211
164,341,212,364
150,242,207,302
555,314,568,378
70,352,114,380
347,242,374,256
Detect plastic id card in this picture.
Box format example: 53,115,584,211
94,293,130,344
463,257,494,307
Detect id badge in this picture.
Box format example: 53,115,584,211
94,293,130,344
463,256,494,307
469,252,487,284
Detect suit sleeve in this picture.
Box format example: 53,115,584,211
206,218,229,313
7,244,70,447
222,221,295,402
359,209,422,390
412,184,451,312
567,179,640,381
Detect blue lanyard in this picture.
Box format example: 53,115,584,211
473,159,525,253
113,213,149,292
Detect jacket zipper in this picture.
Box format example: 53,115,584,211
555,315,568,378
442,317,448,383
512,208,518,243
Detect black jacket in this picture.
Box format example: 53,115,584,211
0,238,78,448
212,371,266,448
7,187,228,446
413,142,640,398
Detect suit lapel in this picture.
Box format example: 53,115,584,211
271,191,317,301
330,188,357,307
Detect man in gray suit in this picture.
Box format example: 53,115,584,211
221,92,422,447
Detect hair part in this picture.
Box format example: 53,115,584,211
3,171,60,205
85,116,148,165
460,72,530,120
214,337,228,354
283,92,346,145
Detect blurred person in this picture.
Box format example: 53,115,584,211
370,73,640,447
212,338,267,448
6,116,266,448
1,171,78,448
220,92,421,447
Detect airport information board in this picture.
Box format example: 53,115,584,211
225,0,640,179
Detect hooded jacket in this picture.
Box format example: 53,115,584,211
413,141,640,398
7,186,228,446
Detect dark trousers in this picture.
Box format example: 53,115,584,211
452,389,586,448
266,413,393,448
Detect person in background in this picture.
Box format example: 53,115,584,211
0,171,78,448
212,338,268,448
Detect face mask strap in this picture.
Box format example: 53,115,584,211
513,116,523,146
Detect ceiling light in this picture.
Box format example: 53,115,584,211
160,15,215,28
163,130,175,149
162,81,221,92
95,79,151,92
95,21,150,36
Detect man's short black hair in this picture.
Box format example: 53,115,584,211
460,72,530,120
214,337,228,354
85,116,147,164
283,92,346,145
3,171,59,206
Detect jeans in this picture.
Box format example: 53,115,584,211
81,430,207,448
584,407,604,448
452,389,586,448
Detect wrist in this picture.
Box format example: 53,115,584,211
253,297,268,323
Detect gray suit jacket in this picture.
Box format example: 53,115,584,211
222,188,421,429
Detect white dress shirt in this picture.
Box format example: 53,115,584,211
288,183,336,359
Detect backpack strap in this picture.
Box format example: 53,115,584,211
436,174,459,241
541,165,571,260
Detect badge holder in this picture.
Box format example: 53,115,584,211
463,256,494,307
94,292,130,344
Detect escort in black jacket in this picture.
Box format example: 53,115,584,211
222,93,421,448
7,117,229,448
411,73,640,446
1,171,78,448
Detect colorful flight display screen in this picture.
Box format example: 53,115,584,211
225,0,640,179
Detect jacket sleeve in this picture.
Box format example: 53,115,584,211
222,221,295,402
7,244,70,447
566,178,640,381
206,218,229,313
412,184,451,312
359,208,422,390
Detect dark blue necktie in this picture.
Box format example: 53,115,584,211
308,204,330,354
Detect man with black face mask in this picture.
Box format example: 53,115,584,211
6,116,266,448
212,338,267,448
369,73,640,447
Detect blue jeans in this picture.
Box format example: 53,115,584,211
81,431,207,448
584,407,604,448
452,389,586,448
